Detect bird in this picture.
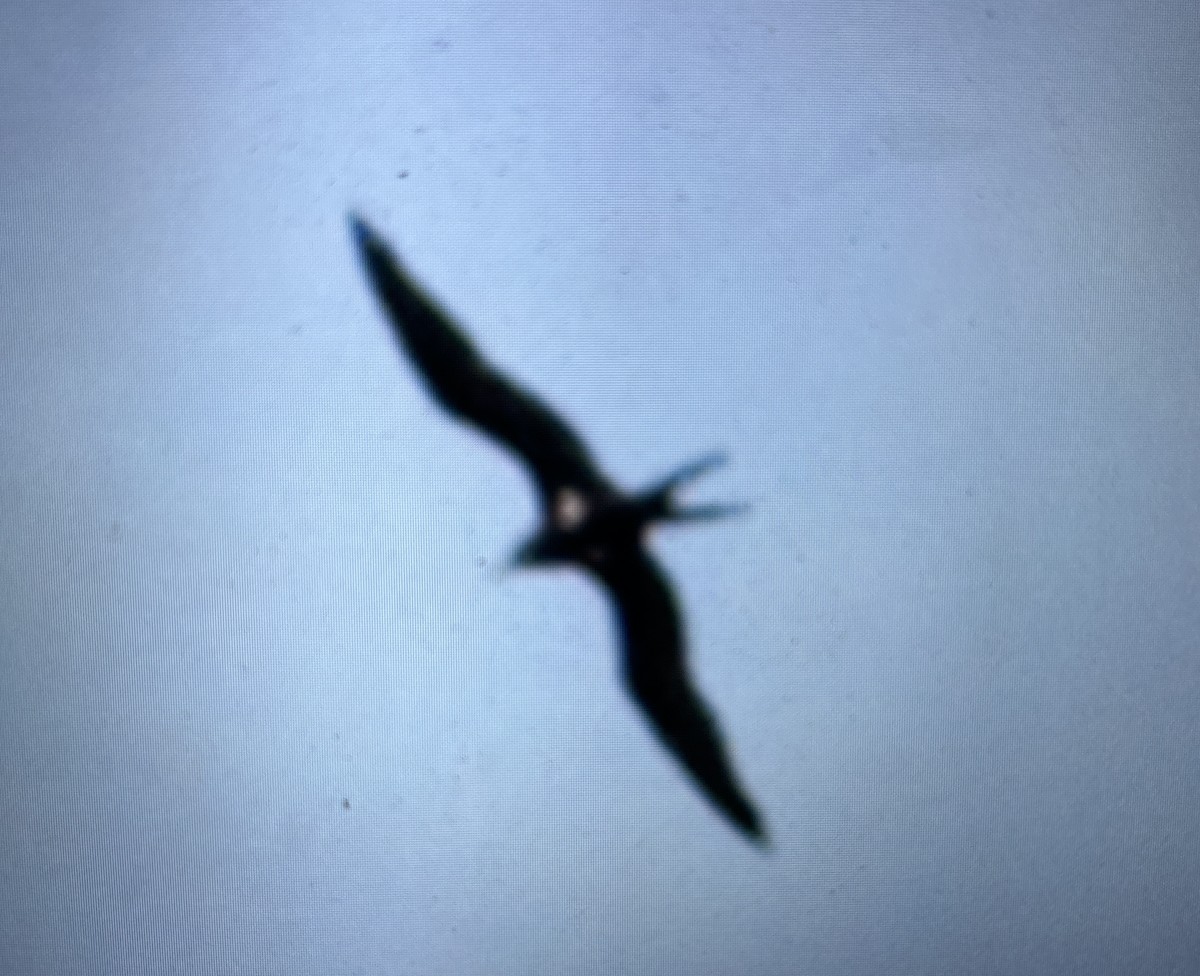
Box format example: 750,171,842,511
349,214,767,844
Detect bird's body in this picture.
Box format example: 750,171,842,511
351,215,766,844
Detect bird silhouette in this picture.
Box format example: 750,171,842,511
350,214,766,844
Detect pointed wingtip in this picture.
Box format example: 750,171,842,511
349,212,397,263
347,211,375,251
746,822,772,851
735,807,771,850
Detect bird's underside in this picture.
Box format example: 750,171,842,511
350,214,767,844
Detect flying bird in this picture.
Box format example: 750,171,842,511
350,214,766,844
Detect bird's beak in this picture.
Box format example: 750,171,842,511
480,546,526,585
508,533,548,571
508,541,535,570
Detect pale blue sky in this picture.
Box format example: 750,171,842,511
2,1,1198,973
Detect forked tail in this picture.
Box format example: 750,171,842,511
640,451,749,524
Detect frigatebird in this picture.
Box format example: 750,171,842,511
350,215,766,844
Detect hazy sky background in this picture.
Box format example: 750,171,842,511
2,1,1198,973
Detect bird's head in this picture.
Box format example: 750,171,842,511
509,528,573,569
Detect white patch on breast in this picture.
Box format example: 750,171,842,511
554,488,588,530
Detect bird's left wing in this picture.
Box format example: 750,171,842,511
596,547,767,844
350,215,617,511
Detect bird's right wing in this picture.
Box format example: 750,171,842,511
598,547,767,843
351,215,616,510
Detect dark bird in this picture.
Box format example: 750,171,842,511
350,214,767,844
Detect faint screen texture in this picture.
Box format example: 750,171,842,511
2,1,1198,974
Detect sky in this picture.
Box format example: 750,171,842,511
2,1,1199,973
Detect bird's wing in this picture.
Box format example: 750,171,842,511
597,546,766,843
351,215,617,510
